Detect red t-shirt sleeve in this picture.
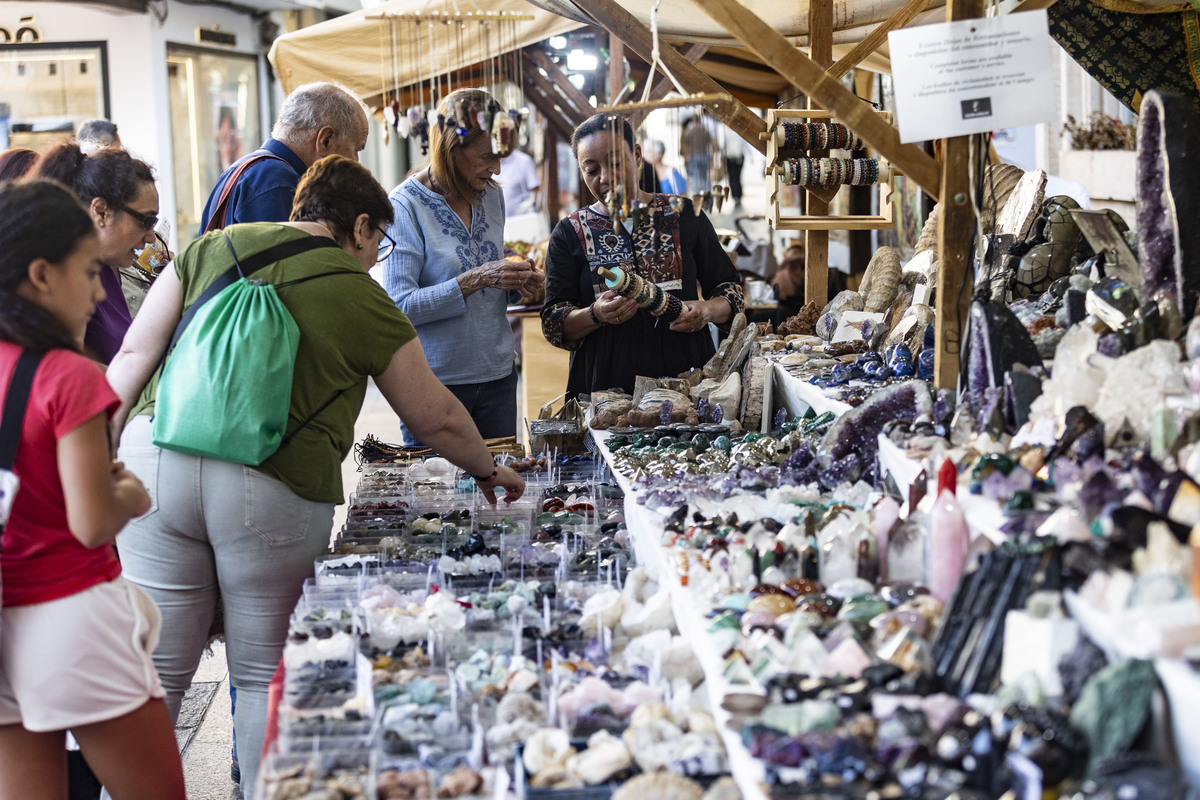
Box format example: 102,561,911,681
32,350,120,439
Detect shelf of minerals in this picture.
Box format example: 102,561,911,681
258,449,744,800
581,147,1200,796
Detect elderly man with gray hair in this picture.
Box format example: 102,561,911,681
198,81,368,232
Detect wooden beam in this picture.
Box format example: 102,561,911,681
609,37,625,104
628,43,710,130
934,0,986,389
523,74,580,141
566,0,767,155
525,47,596,123
804,0,833,309
692,0,941,199
828,0,935,80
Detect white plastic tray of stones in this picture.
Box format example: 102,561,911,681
315,550,386,588
614,494,770,800
256,748,376,800
282,629,375,719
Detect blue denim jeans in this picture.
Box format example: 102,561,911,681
115,417,335,797
401,365,518,445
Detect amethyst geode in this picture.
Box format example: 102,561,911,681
1137,90,1200,319
818,380,933,473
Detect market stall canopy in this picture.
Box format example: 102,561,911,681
268,0,582,108
268,0,901,113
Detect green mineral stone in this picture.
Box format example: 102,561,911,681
656,436,679,447
1004,490,1035,512
608,434,630,449
719,593,752,612
690,434,710,451
1068,657,1157,775
742,432,764,443
713,436,734,451
406,677,438,705
836,598,889,624
708,612,741,632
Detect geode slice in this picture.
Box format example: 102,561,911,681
966,299,1043,395
1137,89,1200,318
818,380,933,471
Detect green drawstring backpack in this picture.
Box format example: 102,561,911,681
151,231,345,466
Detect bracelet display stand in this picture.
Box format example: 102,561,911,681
762,107,900,231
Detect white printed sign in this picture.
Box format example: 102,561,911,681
888,11,1055,143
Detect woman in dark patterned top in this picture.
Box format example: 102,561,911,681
541,115,743,397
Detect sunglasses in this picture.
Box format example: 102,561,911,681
376,227,395,263
115,203,159,232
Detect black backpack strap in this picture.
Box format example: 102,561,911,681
1,349,45,471
163,234,340,362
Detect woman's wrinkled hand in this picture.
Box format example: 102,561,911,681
477,258,535,291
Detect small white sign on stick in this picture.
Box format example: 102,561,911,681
888,11,1055,143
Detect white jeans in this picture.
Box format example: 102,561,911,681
116,417,334,798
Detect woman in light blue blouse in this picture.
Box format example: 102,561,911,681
383,88,543,444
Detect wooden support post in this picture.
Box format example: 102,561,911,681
803,0,833,309
628,43,710,130
934,0,986,390
609,37,624,104
546,125,561,224
688,0,941,199
565,0,768,155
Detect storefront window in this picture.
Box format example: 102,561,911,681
166,43,260,246
0,42,109,151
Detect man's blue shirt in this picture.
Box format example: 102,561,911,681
198,138,306,232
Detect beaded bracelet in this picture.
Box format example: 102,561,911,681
471,468,498,483
587,304,606,327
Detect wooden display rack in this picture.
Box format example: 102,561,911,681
764,107,900,231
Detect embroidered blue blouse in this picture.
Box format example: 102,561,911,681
382,177,517,385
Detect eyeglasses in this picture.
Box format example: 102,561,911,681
376,227,395,263
115,203,159,232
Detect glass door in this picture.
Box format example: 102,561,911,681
166,44,260,246
0,42,108,152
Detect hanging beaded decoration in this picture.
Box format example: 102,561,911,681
781,157,880,187
778,122,866,152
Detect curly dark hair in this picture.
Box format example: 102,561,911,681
0,148,37,184
571,114,635,158
31,140,155,208
0,180,96,351
291,155,393,245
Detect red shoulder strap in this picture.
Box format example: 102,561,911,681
203,153,289,233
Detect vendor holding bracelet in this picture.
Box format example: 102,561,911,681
541,114,743,396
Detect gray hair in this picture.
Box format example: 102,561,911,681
77,119,119,154
271,82,364,143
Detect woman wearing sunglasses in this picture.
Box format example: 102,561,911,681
32,141,159,364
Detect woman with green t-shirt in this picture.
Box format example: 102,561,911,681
105,155,526,797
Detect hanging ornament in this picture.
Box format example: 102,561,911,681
398,115,412,139
417,117,430,155
668,196,684,214
629,202,648,232
713,184,725,213
454,98,468,137
691,193,704,213
408,106,422,126
491,108,516,156
701,192,714,215
384,104,397,129
469,107,478,130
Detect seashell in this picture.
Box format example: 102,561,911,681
611,773,704,800
524,728,576,775
913,203,940,258
860,246,902,312
980,163,1025,235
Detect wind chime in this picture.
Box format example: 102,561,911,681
594,0,734,261
373,10,532,157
